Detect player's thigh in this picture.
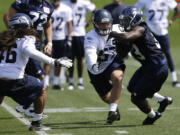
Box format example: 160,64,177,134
88,71,112,98
72,36,84,58
9,75,43,107
52,40,66,58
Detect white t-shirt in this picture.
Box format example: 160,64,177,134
63,0,96,36
52,2,72,40
135,0,177,35
84,24,123,75
0,36,55,79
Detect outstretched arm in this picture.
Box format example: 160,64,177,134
109,26,145,43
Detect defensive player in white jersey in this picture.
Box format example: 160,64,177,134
84,9,125,124
135,0,180,88
63,0,96,90
44,0,73,90
0,13,72,131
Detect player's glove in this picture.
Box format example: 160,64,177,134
55,57,73,68
66,37,73,58
66,37,72,48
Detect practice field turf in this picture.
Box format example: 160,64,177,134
0,0,180,135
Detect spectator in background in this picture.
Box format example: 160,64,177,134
63,0,96,90
44,0,72,90
104,0,127,24
135,0,180,88
3,0,54,117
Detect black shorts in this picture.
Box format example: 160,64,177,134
88,57,125,97
0,75,43,107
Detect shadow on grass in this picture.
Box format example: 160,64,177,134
45,120,142,130
0,116,13,120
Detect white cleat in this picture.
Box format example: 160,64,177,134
16,105,25,113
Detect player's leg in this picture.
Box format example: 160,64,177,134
0,96,4,104
152,93,173,113
154,34,180,87
67,37,75,90
52,40,66,90
75,36,85,90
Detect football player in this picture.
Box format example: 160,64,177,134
44,0,72,90
104,0,128,24
3,0,54,116
84,9,126,124
135,0,180,88
108,6,173,125
0,13,72,131
63,0,96,90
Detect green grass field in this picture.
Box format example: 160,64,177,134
0,0,180,135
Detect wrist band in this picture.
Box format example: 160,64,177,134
47,42,52,46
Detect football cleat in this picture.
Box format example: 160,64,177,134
106,109,120,124
116,108,120,121
24,105,34,118
172,81,180,88
142,112,161,125
68,83,74,90
53,85,64,91
78,83,85,90
16,105,25,113
29,120,51,131
158,97,173,113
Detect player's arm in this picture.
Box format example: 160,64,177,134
67,20,72,40
3,7,17,28
169,6,178,26
43,18,53,55
22,36,72,68
109,26,145,43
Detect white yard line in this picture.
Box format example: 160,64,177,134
1,102,49,135
44,106,180,113
2,102,180,135
115,130,129,134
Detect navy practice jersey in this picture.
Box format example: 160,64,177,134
12,0,54,38
131,22,165,66
104,3,127,24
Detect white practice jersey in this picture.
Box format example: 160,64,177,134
84,24,123,75
135,0,177,35
0,36,55,79
63,0,96,36
52,2,72,40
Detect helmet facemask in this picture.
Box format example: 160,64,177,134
94,20,112,36
119,6,143,31
93,9,113,36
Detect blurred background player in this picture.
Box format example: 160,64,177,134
176,0,180,27
84,9,125,124
3,0,54,116
109,6,173,125
0,13,72,131
44,0,72,90
104,0,128,24
135,0,180,88
63,0,96,90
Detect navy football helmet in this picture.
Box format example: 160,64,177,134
8,13,33,30
119,6,143,31
92,9,113,36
